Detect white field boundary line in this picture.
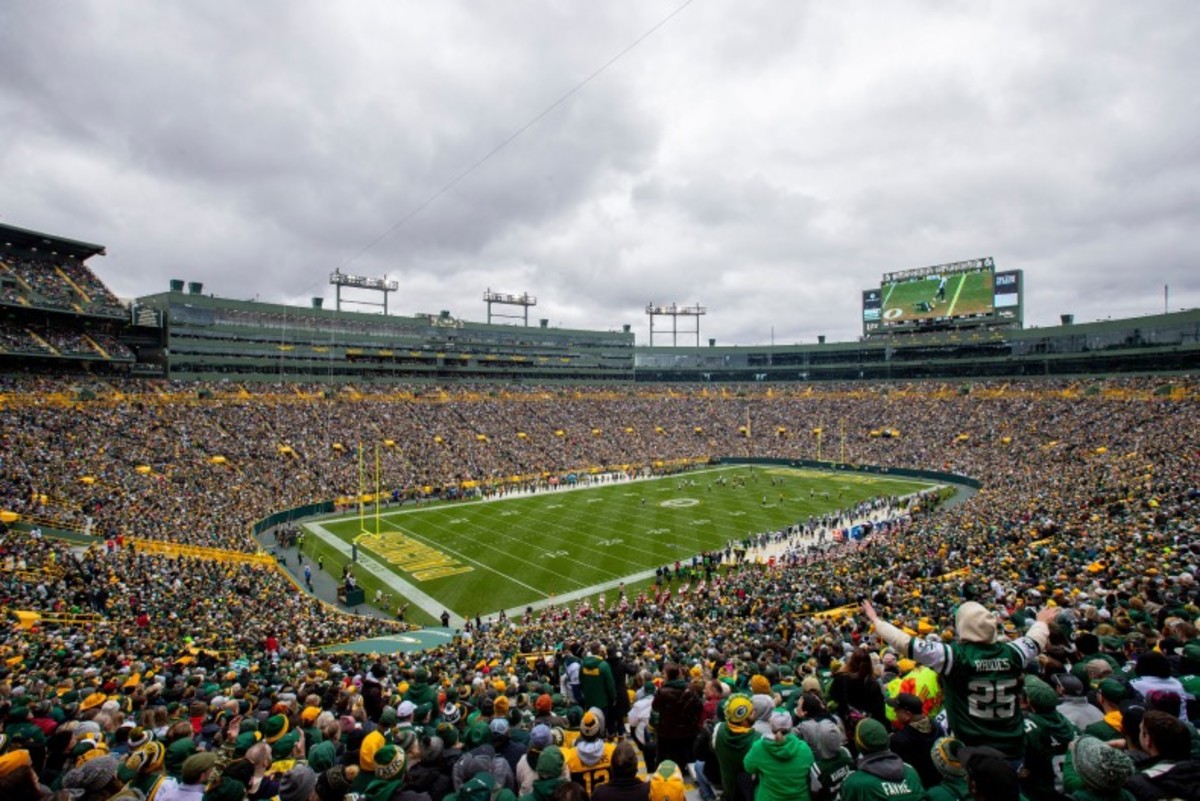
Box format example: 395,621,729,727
405,494,657,575
372,514,582,596
305,521,457,625
311,471,945,625
317,465,935,526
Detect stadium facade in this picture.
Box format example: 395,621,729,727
2,221,1198,383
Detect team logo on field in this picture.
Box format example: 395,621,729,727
661,498,700,508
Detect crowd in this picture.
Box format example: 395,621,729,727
1,255,125,317
0,374,1197,800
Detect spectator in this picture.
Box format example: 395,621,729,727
861,600,1056,762
840,719,923,801
742,711,815,801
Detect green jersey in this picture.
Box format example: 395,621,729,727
903,637,1041,759
808,747,854,801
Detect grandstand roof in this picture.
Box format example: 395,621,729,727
0,221,106,260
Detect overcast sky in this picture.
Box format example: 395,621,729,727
1,2,1197,345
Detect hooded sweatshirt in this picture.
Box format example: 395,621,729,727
839,751,924,801
806,720,854,801
1022,709,1077,797
713,722,761,801
742,734,815,801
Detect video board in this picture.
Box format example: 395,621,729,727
862,258,1022,336
880,258,995,326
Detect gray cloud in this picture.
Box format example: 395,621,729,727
1,1,1197,346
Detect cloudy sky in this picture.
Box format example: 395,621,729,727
2,2,1197,345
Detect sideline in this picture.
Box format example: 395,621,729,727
305,521,456,625
306,468,971,626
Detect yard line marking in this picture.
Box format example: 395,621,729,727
946,273,967,317
375,516,584,595
304,521,453,624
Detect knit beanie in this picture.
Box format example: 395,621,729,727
750,675,772,695
854,719,890,754
1073,736,1135,791
203,776,247,801
724,696,754,732
580,708,605,738
536,745,565,779
262,714,290,744
1023,676,1059,713
374,744,407,781
810,719,844,760
931,737,966,779
359,730,386,771
279,765,318,801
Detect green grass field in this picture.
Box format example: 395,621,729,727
881,271,994,323
302,465,935,627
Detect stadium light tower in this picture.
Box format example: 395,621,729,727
646,302,706,347
329,270,399,314
483,288,537,325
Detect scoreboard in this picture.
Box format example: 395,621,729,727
862,259,1022,336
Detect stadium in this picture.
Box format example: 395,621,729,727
1,217,1199,800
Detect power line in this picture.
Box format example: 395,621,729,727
335,0,698,273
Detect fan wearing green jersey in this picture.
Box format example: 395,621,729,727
860,600,1057,761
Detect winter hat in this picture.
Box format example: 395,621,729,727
493,696,510,716
536,745,565,778
955,602,998,643
931,737,966,779
1073,736,1135,791
203,776,247,801
724,696,755,732
307,740,337,773
530,724,553,750
359,730,386,771
373,744,407,781
800,677,821,694
580,708,605,738
854,719,890,754
394,728,418,753
489,718,510,739
396,700,416,719
127,741,166,775
279,765,318,801
536,694,553,714
750,675,772,695
271,730,300,762
1099,679,1127,704
436,722,459,748
63,754,120,796
182,751,219,784
126,727,153,751
166,737,197,779
262,714,290,744
317,765,357,800
769,712,792,734
810,719,844,760
1023,676,1059,713
233,731,262,759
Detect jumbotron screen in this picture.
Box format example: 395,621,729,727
879,258,995,326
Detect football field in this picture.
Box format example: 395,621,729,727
302,465,936,625
881,271,994,323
